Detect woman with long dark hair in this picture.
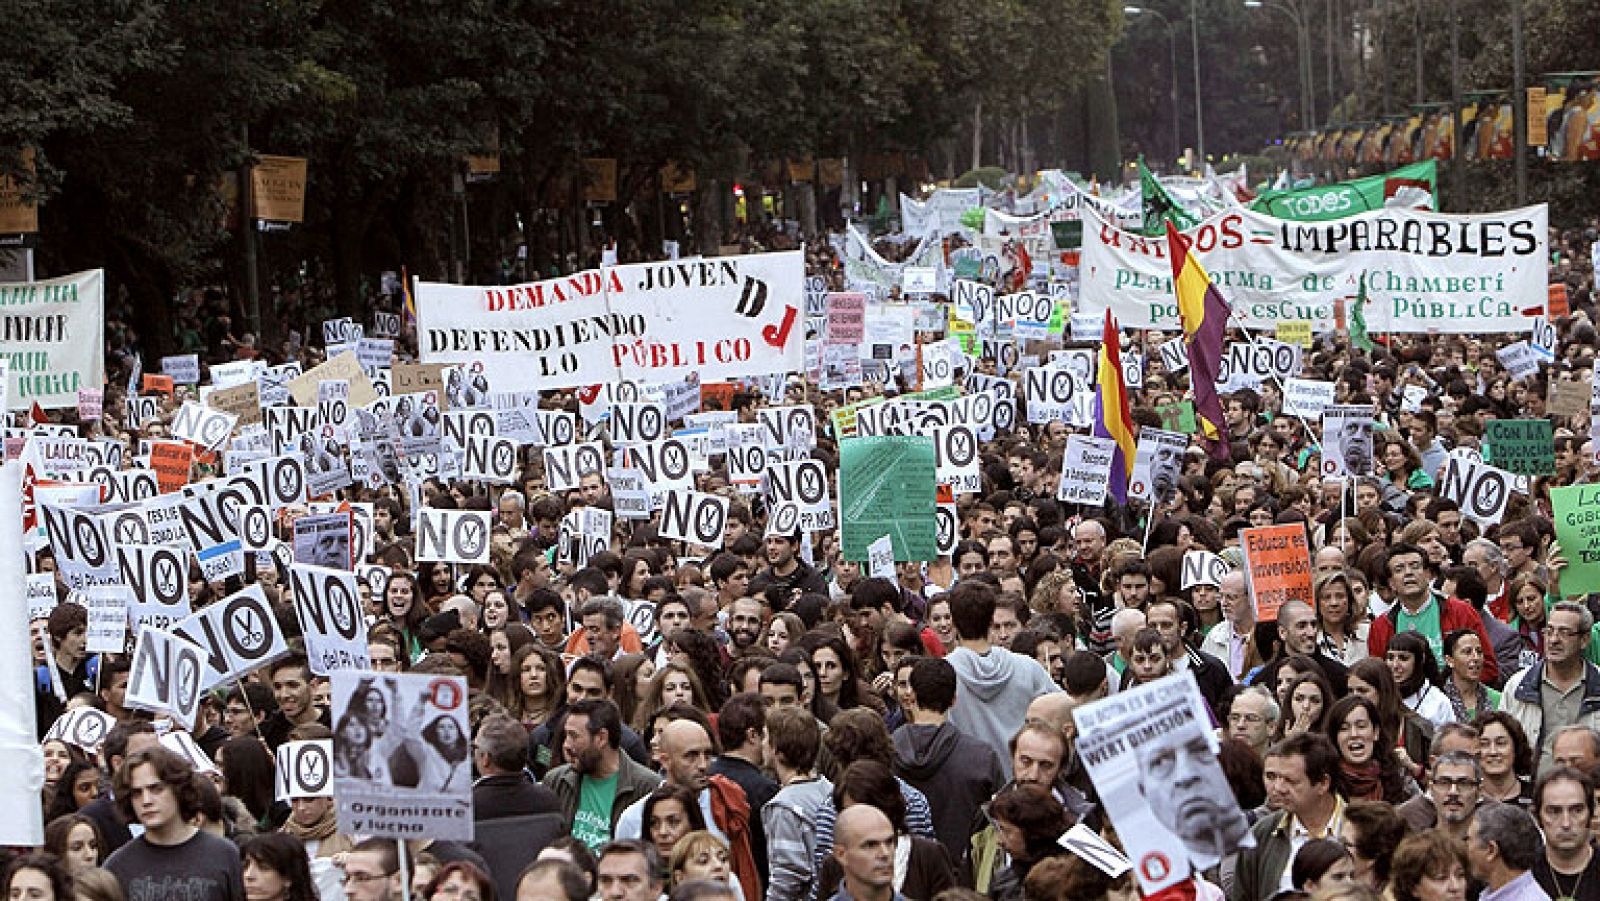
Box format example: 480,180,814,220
44,760,101,823
1440,628,1499,723
666,628,728,711
485,624,535,710
1385,631,1454,729
420,715,471,792
1273,671,1336,743
2,853,72,901
802,632,882,723
218,736,280,830
1348,657,1432,777
240,833,318,901
43,814,102,873
382,571,428,661
1326,695,1419,805
507,644,565,730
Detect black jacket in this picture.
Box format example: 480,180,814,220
892,721,1006,865
472,771,561,822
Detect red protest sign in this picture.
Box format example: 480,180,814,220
149,440,194,493
1241,524,1313,623
142,374,175,396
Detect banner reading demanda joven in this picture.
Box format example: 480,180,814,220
1078,202,1547,334
0,269,105,410
415,250,805,391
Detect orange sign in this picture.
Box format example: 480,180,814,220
699,382,736,412
143,374,175,396
149,440,195,493
1241,524,1313,623
1550,283,1571,318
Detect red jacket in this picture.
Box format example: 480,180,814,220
708,774,760,901
1368,595,1499,685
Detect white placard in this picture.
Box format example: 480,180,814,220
414,509,492,564
1058,435,1116,505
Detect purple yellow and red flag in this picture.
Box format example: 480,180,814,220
1092,310,1136,504
1165,221,1232,459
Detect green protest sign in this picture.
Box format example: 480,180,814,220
1251,160,1437,221
1483,419,1555,476
1051,220,1083,250
1155,400,1198,435
840,435,937,562
1551,484,1600,595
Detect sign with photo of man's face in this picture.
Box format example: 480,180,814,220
1321,404,1375,479
1073,672,1253,894
1129,428,1188,503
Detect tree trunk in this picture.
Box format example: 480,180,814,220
972,98,984,171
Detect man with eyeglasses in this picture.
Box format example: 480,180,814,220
342,838,404,901
1368,543,1499,686
1201,571,1256,682
1226,686,1279,761
222,683,274,739
1502,602,1600,774
1397,750,1483,839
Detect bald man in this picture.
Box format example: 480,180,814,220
1200,571,1253,681
614,720,759,901
831,805,900,901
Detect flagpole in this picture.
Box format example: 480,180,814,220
1229,321,1325,450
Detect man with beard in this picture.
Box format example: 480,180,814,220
1397,751,1483,839
748,531,828,600
542,700,661,852
725,597,765,654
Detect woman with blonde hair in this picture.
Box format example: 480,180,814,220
670,831,745,899
1029,569,1086,649
1314,570,1369,666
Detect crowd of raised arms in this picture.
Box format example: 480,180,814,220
10,216,1600,901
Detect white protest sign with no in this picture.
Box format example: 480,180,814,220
289,564,370,675
125,627,207,731
658,490,728,549
170,584,289,690
414,509,492,564
276,740,335,801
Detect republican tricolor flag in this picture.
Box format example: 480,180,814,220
1092,310,1136,504
1165,221,1232,459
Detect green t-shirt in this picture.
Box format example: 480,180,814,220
573,770,620,851
1392,596,1444,662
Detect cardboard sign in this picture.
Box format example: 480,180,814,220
1129,429,1187,503
288,352,379,407
1496,341,1541,381
293,511,353,571
1438,454,1515,527
160,354,201,385
43,707,116,754
125,627,207,730
1181,550,1230,590
209,382,263,427
657,490,729,549
764,459,834,532
82,586,129,654
542,442,605,493
460,434,519,484
142,374,174,396
170,584,289,690
1549,376,1591,418
149,440,195,493
839,436,936,562
288,564,370,675
1057,434,1116,506
126,396,162,429
1241,524,1313,622
1482,419,1555,476
171,402,239,451
275,740,335,801
330,671,472,839
1074,673,1247,894
414,509,492,564
932,424,981,494
40,504,118,591
115,544,193,634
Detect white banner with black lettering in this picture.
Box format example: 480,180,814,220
1078,204,1547,333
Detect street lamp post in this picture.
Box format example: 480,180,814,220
1124,6,1183,164
1191,0,1205,163
1245,0,1313,131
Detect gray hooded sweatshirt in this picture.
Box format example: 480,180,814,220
945,645,1059,780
